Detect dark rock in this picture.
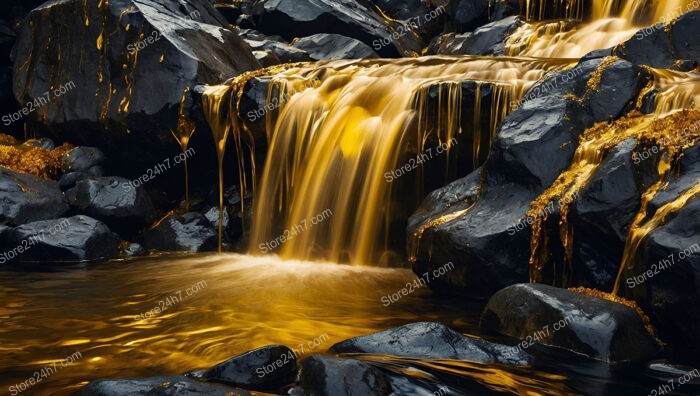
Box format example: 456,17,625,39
202,345,296,390
331,322,529,364
141,212,218,252
0,167,68,225
240,31,312,63
59,172,91,191
88,165,105,177
1,215,120,263
480,283,660,363
23,138,55,151
616,10,699,70
12,0,261,174
252,0,422,57
253,50,282,67
408,58,651,296
488,0,520,21
66,177,155,234
292,34,379,60
61,146,105,173
372,0,444,40
445,0,490,32
236,14,256,29
122,242,147,257
74,376,246,395
296,355,392,396
427,16,521,55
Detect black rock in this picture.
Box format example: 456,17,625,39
292,34,379,60
59,172,91,191
426,16,521,55
480,283,660,363
12,0,261,174
252,0,422,57
253,50,282,67
61,146,106,173
487,0,520,21
122,242,147,257
202,345,297,391
408,58,651,296
1,215,120,263
0,167,68,225
296,355,392,396
445,0,490,32
331,322,529,364
65,177,155,235
141,212,218,253
23,137,55,151
240,30,312,63
616,10,699,70
74,376,246,395
372,0,444,41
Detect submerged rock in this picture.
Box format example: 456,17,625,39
1,215,120,263
292,34,379,60
12,0,260,172
252,0,421,57
296,355,392,396
75,376,246,395
65,177,155,235
0,167,68,225
141,212,218,253
480,284,660,363
202,345,297,391
331,322,529,364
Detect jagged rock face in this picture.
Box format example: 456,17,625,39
252,0,422,57
408,58,651,297
481,284,660,363
0,167,69,225
292,34,379,60
330,322,530,364
12,0,260,172
296,355,392,396
426,16,521,55
1,215,120,263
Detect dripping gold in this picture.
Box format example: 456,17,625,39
633,119,700,164
127,10,201,55
371,3,447,51
625,243,699,289
380,261,455,306
255,333,330,379
2,81,75,126
258,209,333,253
384,138,458,183
122,147,196,192
0,219,71,264
507,191,580,236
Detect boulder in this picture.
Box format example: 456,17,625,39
141,212,218,252
487,0,520,21
292,34,379,60
0,167,68,225
252,0,422,57
122,242,147,257
12,0,261,173
1,215,120,263
480,283,660,363
61,146,106,173
65,177,155,235
75,376,246,395
331,322,529,364
202,345,297,391
240,30,312,63
408,58,651,296
426,16,521,55
296,355,392,396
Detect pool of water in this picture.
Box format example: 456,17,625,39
0,254,697,395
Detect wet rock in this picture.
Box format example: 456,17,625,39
0,167,68,225
122,242,146,257
252,0,422,57
23,138,55,151
59,172,91,191
480,283,660,363
202,345,296,391
617,10,699,70
296,355,392,396
253,50,282,67
141,212,218,253
65,177,155,235
331,322,529,364
75,376,246,395
12,0,261,173
292,34,379,60
409,58,651,296
61,146,105,173
240,30,312,63
427,16,521,55
1,215,120,263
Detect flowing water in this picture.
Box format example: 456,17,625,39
0,254,694,395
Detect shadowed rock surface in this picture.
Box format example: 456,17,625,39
331,321,530,364
296,355,392,396
0,167,68,225
141,212,218,253
427,16,521,55
292,34,379,60
202,345,297,391
480,283,660,363
74,376,247,395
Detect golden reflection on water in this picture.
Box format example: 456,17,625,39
0,254,476,395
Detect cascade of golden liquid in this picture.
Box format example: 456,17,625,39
248,56,569,264
506,0,699,58
650,69,700,113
